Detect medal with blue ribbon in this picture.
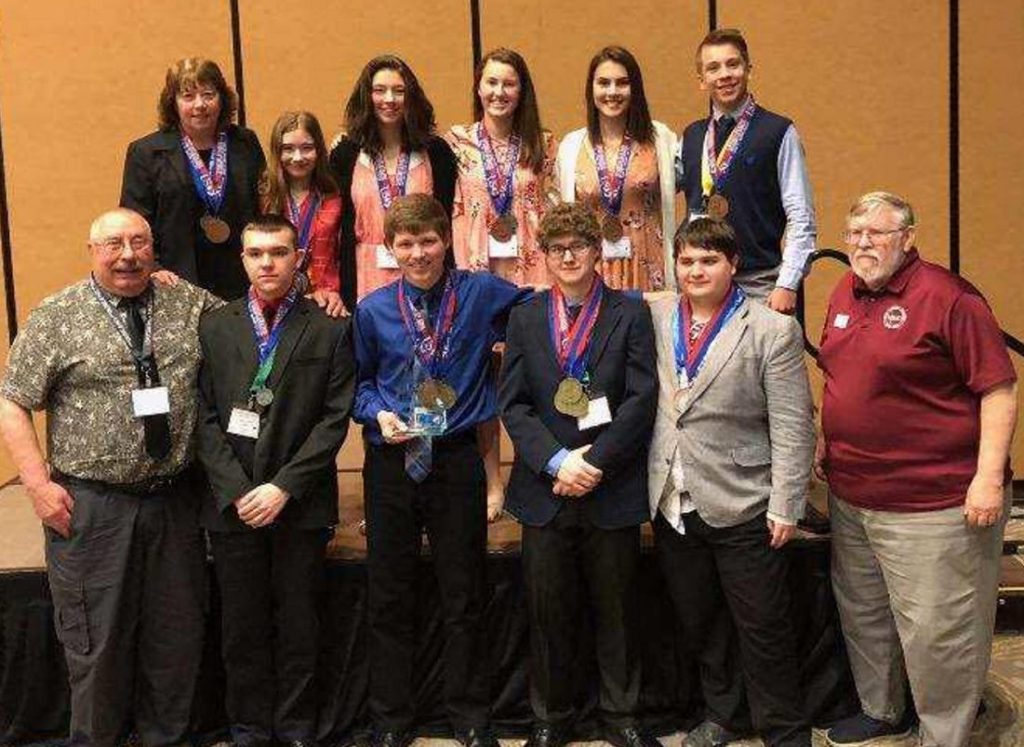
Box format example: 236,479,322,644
549,278,604,417
700,96,757,219
593,135,633,242
674,283,745,389
398,273,459,411
182,130,231,243
372,149,411,211
246,286,299,410
477,122,521,241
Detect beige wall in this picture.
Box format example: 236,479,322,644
0,1,1020,483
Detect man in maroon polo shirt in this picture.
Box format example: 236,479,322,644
815,191,1018,747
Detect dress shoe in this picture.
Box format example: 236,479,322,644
682,720,739,747
456,727,499,747
824,712,911,746
606,725,662,747
373,730,415,747
523,724,566,747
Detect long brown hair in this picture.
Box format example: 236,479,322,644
262,111,338,215
472,48,546,173
344,55,436,154
585,46,654,145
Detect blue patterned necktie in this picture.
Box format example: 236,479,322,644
404,436,432,482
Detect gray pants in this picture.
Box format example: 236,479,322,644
46,473,207,747
735,264,781,302
829,490,1009,747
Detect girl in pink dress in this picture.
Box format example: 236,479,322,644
329,55,458,308
262,110,346,316
446,48,556,286
555,46,678,293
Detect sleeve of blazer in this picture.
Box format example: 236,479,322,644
427,136,459,270
271,319,356,499
584,302,658,474
119,139,160,258
499,307,565,477
765,316,815,521
329,140,359,311
196,323,256,514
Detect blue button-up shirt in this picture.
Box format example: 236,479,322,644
354,270,532,444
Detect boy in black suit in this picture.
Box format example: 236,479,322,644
197,214,355,747
499,203,658,747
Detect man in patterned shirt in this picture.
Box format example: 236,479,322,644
0,208,221,747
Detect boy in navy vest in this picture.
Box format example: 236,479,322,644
675,28,817,314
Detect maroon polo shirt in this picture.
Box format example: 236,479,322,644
817,249,1016,511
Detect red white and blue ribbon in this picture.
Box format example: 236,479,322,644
247,286,299,365
286,192,321,253
674,283,745,383
476,122,520,217
398,272,458,379
548,278,604,380
373,150,411,210
704,96,757,193
181,131,229,214
594,135,634,216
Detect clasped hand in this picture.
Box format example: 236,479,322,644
235,483,290,528
553,445,603,497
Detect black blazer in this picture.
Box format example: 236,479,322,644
197,297,356,532
328,135,458,310
499,288,658,530
120,125,266,301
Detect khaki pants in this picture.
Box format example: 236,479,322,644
829,490,1009,747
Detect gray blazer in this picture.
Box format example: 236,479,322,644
647,296,815,527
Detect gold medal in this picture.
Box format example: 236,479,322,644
706,194,730,220
435,380,457,410
417,378,457,410
489,213,517,242
554,377,589,417
200,214,231,243
602,214,624,243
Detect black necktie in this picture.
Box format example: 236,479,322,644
714,115,736,154
125,298,172,460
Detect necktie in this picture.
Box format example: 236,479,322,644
404,293,435,482
125,297,172,460
714,115,736,155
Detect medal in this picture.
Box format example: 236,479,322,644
372,149,411,210
417,378,457,410
674,284,745,385
200,214,231,244
489,213,518,242
254,387,274,408
601,214,624,242
554,377,589,417
246,287,299,412
706,194,730,220
398,274,459,413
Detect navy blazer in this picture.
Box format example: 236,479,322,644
120,125,265,300
499,287,657,530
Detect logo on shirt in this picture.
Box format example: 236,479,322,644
882,305,908,330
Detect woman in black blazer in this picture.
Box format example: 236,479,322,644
120,57,265,301
327,54,457,311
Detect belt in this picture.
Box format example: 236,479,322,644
53,467,196,497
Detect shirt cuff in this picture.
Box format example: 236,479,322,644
775,265,805,291
767,510,797,526
545,448,570,477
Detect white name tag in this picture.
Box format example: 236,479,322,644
488,234,519,258
577,396,612,430
132,386,170,417
227,407,260,439
833,313,850,329
375,244,399,269
601,237,632,260
688,211,710,222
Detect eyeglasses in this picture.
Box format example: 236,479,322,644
95,235,152,254
842,228,907,245
544,241,592,258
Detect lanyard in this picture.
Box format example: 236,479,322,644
89,277,159,386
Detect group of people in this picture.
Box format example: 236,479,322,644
0,24,1016,747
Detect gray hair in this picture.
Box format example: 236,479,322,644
88,208,152,243
847,191,916,229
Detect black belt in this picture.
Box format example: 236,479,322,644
53,466,196,497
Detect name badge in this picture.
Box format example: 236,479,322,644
488,234,519,258
833,313,850,329
577,396,612,430
375,244,399,269
688,211,710,222
409,406,447,437
227,407,260,439
132,386,170,417
601,237,632,260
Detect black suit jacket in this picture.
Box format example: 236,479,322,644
197,296,356,531
328,135,458,310
499,288,657,530
120,125,266,300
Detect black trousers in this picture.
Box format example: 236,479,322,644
522,501,642,731
363,433,490,733
46,473,206,747
209,526,330,745
654,512,809,747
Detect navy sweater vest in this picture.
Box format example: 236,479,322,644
681,106,792,271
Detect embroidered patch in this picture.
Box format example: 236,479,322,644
882,305,908,330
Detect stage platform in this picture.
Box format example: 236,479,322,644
2,477,1023,747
